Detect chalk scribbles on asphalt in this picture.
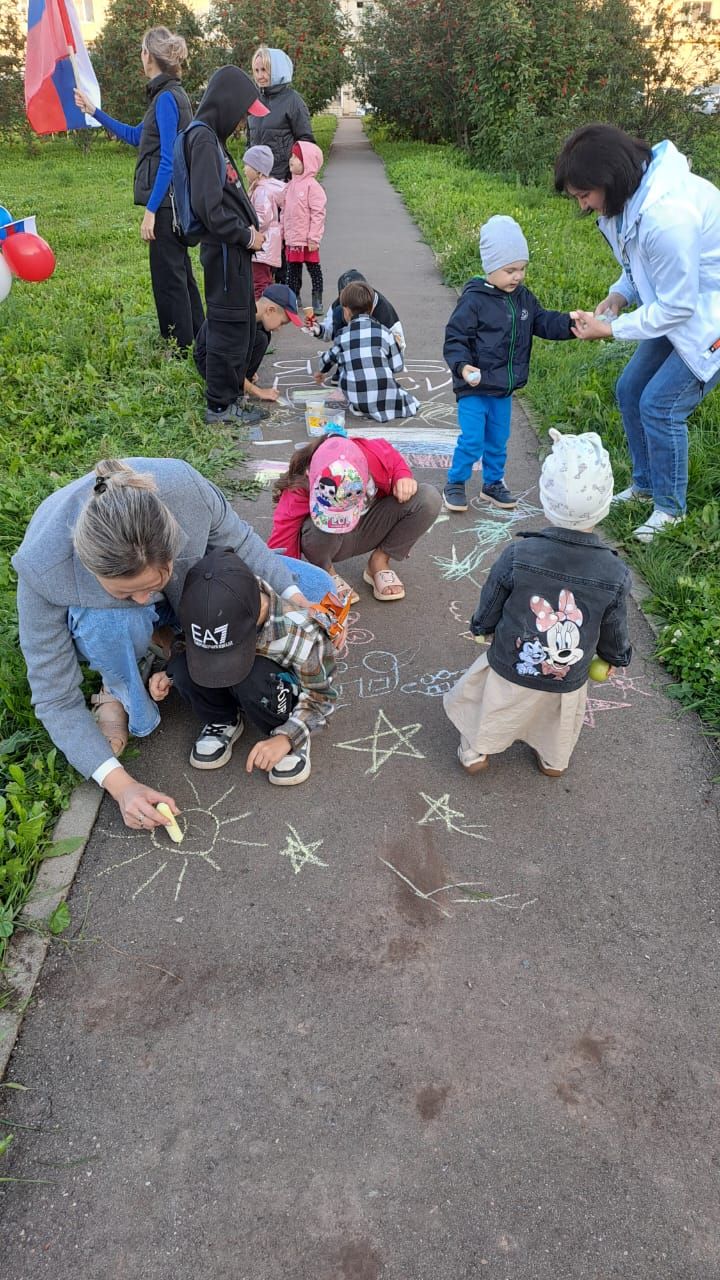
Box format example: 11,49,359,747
335,648,418,708
417,792,488,841
96,776,268,904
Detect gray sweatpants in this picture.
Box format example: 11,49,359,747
300,484,441,569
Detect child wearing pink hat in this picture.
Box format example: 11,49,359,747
268,433,441,602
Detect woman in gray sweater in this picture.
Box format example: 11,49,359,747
12,458,309,830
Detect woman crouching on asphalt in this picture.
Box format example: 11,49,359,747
12,458,313,830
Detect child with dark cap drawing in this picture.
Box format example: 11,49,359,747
149,547,337,785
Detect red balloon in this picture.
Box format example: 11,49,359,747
2,232,56,283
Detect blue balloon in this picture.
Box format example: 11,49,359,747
0,207,12,228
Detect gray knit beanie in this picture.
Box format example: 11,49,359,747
243,144,274,176
540,428,614,529
479,215,529,274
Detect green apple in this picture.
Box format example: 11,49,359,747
588,656,610,682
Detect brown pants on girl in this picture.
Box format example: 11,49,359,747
299,485,441,568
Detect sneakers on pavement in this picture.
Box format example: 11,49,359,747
443,482,468,512
269,740,311,786
457,743,488,775
190,717,244,770
237,397,270,421
611,485,652,504
204,402,265,427
480,480,518,509
633,508,683,543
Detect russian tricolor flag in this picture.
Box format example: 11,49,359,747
25,0,101,135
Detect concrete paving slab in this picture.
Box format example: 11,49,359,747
1,119,719,1280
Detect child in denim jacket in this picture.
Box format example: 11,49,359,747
444,429,632,777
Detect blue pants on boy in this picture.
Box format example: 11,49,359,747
447,394,512,486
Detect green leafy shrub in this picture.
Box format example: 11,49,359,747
206,0,350,116
91,0,207,118
356,0,720,179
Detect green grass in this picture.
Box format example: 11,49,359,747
369,128,720,738
0,114,338,974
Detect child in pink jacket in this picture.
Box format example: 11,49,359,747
243,144,286,298
283,140,326,312
267,432,441,603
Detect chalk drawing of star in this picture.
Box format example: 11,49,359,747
418,792,488,841
607,670,655,698
337,708,425,776
583,693,632,728
278,824,328,875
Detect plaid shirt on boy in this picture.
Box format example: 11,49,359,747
257,584,337,749
319,314,419,423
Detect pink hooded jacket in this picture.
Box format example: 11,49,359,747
282,141,326,248
248,175,286,268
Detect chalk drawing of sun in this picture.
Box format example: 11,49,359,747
96,776,268,903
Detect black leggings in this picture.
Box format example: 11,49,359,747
286,260,323,300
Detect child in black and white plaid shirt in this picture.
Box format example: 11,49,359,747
314,281,419,422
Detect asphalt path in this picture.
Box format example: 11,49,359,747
1,119,719,1280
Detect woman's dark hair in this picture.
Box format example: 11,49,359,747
272,434,329,503
339,281,374,317
554,124,653,217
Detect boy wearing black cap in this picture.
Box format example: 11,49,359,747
244,284,304,406
149,548,337,785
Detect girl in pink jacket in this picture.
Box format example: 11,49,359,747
243,144,286,298
283,140,326,313
267,432,441,602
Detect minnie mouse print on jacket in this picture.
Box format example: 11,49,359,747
470,527,633,692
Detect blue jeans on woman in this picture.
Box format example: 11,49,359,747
616,338,720,515
67,557,335,741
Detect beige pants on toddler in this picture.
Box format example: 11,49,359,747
443,651,588,772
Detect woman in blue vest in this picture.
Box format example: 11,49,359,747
74,28,204,353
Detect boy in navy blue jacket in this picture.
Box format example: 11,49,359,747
443,216,573,512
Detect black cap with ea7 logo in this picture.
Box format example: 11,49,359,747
179,548,261,688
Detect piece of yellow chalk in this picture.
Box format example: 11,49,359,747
156,802,183,844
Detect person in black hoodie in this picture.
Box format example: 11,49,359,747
442,216,573,513
74,28,204,352
187,66,271,426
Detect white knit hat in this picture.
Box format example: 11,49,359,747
539,428,614,529
479,215,529,274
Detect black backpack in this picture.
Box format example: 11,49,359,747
171,120,225,245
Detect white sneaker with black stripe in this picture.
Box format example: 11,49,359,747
190,716,244,770
269,740,311,786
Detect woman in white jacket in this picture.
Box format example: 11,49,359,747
555,124,720,542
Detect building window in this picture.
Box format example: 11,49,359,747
82,0,94,20
688,1,712,17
